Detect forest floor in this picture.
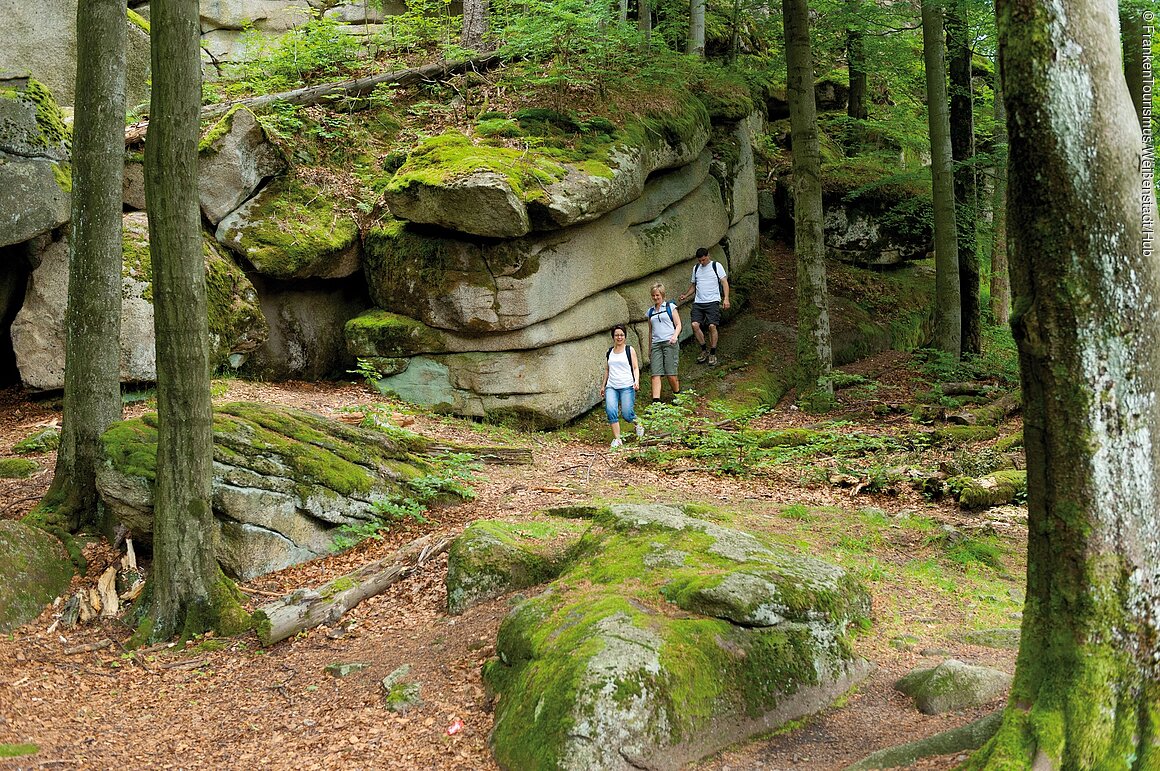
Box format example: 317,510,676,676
0,366,1024,771
0,250,1025,771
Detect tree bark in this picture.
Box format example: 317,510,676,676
946,0,980,354
44,0,127,532
461,0,490,52
688,0,706,56
923,0,961,357
846,0,868,121
989,82,1009,326
141,0,247,642
783,0,834,397
1120,8,1146,132
969,0,1160,764
638,0,652,50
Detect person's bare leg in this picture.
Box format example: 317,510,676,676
668,375,680,395
691,321,706,346
651,375,662,400
709,324,719,348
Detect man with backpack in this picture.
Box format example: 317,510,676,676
678,246,730,365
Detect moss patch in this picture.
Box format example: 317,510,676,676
345,309,447,358
13,427,60,455
0,520,73,632
0,458,39,478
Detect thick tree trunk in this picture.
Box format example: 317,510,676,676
989,83,1009,326
782,0,833,397
638,0,652,49
461,0,490,52
947,0,980,354
969,0,1160,765
141,0,247,642
688,0,706,56
846,0,868,121
45,0,127,532
923,0,961,357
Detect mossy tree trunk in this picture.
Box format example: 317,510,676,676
638,0,652,50
140,0,247,642
989,82,1009,326
688,0,706,56
1119,8,1145,132
922,0,961,357
845,0,868,121
783,0,833,399
946,0,980,355
967,0,1160,766
40,0,127,533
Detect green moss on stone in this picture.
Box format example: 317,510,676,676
199,105,249,154
0,458,38,478
956,470,1027,509
126,8,150,33
52,162,72,193
932,425,1000,445
14,427,61,455
345,309,446,358
0,744,39,759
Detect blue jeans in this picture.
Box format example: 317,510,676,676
605,387,637,424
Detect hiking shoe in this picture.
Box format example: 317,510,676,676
635,422,645,439
708,354,718,365
697,350,710,363
610,438,623,449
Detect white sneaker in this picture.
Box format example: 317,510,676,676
635,422,645,439
610,438,623,448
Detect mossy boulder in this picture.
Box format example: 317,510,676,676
198,105,288,225
12,215,266,390
0,520,73,632
13,426,60,455
483,503,871,770
894,659,1012,715
383,103,711,239
0,458,39,478
931,425,1000,446
95,402,452,580
216,174,361,280
0,75,71,248
446,519,589,614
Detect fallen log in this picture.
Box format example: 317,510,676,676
947,390,1022,426
126,54,506,144
255,534,452,646
422,444,532,465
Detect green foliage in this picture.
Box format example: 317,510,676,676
375,0,456,52
229,19,363,94
942,535,1005,571
0,744,38,758
13,428,60,455
918,324,1019,385
348,358,384,387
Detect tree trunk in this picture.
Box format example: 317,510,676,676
638,0,652,50
619,0,628,24
140,0,247,643
923,0,961,357
969,0,1160,764
43,0,127,533
782,0,834,397
947,0,980,354
461,0,490,52
989,82,1009,326
846,0,868,121
688,0,706,56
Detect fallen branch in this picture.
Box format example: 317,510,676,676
126,54,506,144
64,639,113,655
947,390,1022,426
423,444,532,465
255,534,452,646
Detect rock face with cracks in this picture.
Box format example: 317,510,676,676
0,520,73,632
477,504,871,770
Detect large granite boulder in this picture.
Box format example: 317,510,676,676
10,213,267,390
0,76,71,249
198,0,312,32
0,520,73,632
383,105,711,238
0,4,151,109
96,402,453,581
482,504,872,770
365,152,726,334
895,659,1012,715
198,106,288,225
216,174,361,280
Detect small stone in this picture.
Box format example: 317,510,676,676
325,662,371,678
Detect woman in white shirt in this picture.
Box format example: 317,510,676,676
600,324,643,448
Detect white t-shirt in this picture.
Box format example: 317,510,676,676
648,302,678,343
606,347,635,388
690,261,727,303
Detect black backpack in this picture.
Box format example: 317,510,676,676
607,345,635,363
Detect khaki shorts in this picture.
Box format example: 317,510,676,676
650,340,679,376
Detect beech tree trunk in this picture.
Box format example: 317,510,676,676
946,0,980,354
846,0,868,121
989,82,1009,326
923,0,961,357
969,0,1160,765
461,0,490,52
688,0,706,56
141,0,247,642
782,0,833,397
43,0,127,532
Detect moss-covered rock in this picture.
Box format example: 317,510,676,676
895,659,1012,715
0,457,38,478
483,503,870,769
345,309,448,359
96,402,457,580
215,174,361,280
0,75,71,248
446,519,589,614
0,520,73,632
13,427,60,455
931,425,1000,446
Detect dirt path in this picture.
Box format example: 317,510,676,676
0,377,1019,770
